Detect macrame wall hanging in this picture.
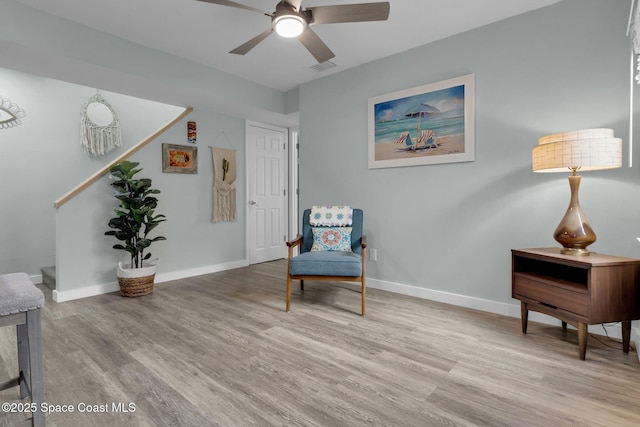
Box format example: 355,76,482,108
0,95,26,129
80,92,122,156
211,146,237,223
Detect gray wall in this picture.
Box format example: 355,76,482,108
0,67,246,299
298,0,639,306
0,67,182,275
55,107,246,297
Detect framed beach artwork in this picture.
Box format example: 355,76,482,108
368,74,475,169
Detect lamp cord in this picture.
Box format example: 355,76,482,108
586,322,637,353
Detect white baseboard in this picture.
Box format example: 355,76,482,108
366,277,625,340
154,259,249,283
53,282,120,302
367,277,515,315
53,259,249,303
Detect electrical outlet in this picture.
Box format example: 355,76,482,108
369,248,377,261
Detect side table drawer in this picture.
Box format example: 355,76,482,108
513,274,588,317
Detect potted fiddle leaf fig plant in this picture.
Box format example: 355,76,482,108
105,160,166,297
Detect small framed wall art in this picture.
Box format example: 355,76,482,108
162,143,198,174
187,121,197,143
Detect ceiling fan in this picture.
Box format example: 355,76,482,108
195,0,390,63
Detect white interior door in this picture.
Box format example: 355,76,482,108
247,122,288,264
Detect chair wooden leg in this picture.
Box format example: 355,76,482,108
300,280,304,291
286,275,292,312
361,278,366,316
361,244,367,316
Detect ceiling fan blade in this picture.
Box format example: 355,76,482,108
298,28,335,63
307,2,390,24
195,0,270,15
229,28,274,55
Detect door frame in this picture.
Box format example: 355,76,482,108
245,120,296,264
288,127,299,242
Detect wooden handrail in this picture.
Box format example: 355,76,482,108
54,107,193,209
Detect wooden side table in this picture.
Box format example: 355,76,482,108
511,248,640,360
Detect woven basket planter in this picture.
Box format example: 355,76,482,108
117,274,155,297
117,259,158,297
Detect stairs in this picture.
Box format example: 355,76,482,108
41,266,56,290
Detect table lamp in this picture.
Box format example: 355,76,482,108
532,128,622,255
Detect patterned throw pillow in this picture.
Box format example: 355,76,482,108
310,227,353,252
309,206,353,226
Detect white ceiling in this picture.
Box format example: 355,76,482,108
16,0,562,92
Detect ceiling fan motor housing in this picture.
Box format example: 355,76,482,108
272,2,309,37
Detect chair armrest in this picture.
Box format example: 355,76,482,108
287,235,303,261
360,235,367,263
286,235,303,248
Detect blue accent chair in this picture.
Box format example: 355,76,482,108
286,208,367,315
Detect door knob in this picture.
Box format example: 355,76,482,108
249,200,258,206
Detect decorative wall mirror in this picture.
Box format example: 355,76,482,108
80,92,122,156
0,96,26,129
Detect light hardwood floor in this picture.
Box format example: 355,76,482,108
1,259,640,427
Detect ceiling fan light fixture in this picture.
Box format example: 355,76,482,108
273,14,306,38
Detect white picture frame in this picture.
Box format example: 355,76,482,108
368,74,475,169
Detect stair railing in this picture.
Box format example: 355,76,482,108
54,107,193,209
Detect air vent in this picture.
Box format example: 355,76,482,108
310,61,338,73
